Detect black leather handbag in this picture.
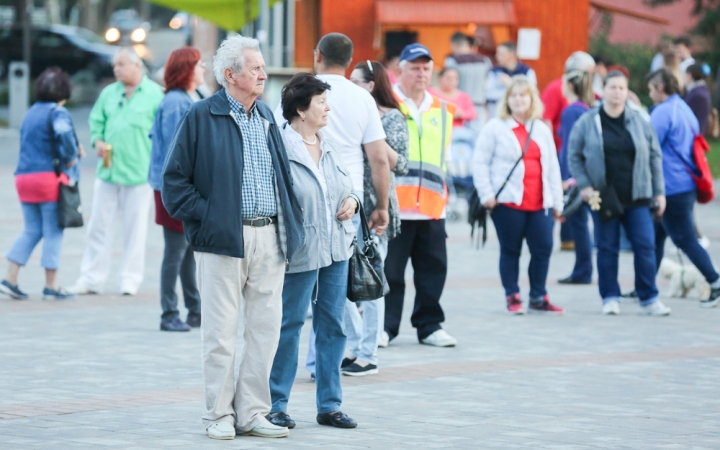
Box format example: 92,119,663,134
47,107,84,229
468,121,535,246
347,202,386,302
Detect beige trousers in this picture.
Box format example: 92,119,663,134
196,225,285,431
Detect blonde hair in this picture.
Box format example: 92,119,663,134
497,76,543,120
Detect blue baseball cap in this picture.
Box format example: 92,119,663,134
399,43,433,63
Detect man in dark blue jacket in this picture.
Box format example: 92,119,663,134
162,35,302,441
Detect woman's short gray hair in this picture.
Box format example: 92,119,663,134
213,35,261,87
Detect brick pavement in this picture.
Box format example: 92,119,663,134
1,114,720,448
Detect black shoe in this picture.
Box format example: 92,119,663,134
701,287,720,308
317,411,357,428
160,317,191,332
341,357,356,369
310,372,315,381
558,276,591,285
266,412,296,429
342,362,378,377
0,280,29,300
186,313,201,328
621,290,638,298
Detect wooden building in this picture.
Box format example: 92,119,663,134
293,0,591,90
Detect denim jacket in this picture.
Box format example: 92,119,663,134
148,89,193,191
16,102,80,181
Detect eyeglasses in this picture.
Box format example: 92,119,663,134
367,60,374,74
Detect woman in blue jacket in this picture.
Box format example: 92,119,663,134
1,68,82,300
648,68,720,308
558,60,597,285
148,47,206,332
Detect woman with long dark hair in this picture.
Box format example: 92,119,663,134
148,46,206,331
344,60,409,371
1,68,83,300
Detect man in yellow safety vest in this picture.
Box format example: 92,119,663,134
382,43,458,348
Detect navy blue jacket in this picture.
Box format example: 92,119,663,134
161,89,303,261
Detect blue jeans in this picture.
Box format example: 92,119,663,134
344,236,387,365
566,204,599,282
491,205,554,299
6,202,64,270
270,259,349,414
655,190,719,283
596,206,658,305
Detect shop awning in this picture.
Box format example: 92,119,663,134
147,0,281,31
376,0,516,25
590,0,670,25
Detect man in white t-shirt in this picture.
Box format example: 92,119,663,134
274,33,390,231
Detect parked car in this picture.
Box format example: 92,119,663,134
105,9,150,44
0,24,116,81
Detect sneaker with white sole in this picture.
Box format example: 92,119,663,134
378,331,389,348
0,280,29,300
639,300,671,316
700,287,720,308
420,329,457,347
602,300,620,315
206,421,235,440
240,416,289,438
342,362,379,376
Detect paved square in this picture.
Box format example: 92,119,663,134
1,110,720,449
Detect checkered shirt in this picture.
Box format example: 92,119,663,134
226,92,277,219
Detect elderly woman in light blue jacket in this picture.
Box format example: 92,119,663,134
268,73,360,430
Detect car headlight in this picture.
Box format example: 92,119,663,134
105,28,120,42
131,28,146,43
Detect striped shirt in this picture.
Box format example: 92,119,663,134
226,92,277,219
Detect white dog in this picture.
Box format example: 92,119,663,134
658,257,710,300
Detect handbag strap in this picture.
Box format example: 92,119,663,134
495,120,535,198
47,105,62,177
356,201,373,248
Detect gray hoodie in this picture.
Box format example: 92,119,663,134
567,105,664,200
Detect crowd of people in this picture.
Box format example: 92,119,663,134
1,29,719,440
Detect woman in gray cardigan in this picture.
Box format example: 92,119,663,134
268,73,360,430
568,71,670,316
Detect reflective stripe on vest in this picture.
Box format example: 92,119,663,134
395,95,452,219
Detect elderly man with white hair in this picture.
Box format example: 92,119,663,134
162,35,303,440
69,47,163,296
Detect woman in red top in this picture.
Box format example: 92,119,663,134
473,76,565,315
429,67,477,127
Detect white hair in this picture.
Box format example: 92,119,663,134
564,51,595,73
115,47,143,65
398,59,434,70
213,35,261,88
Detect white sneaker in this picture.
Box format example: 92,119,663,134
378,331,389,348
66,283,98,295
420,329,457,347
602,300,620,315
639,300,671,316
206,421,235,440
700,235,711,249
240,417,289,438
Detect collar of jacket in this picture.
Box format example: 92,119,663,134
208,88,273,120
589,103,641,132
281,123,333,166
